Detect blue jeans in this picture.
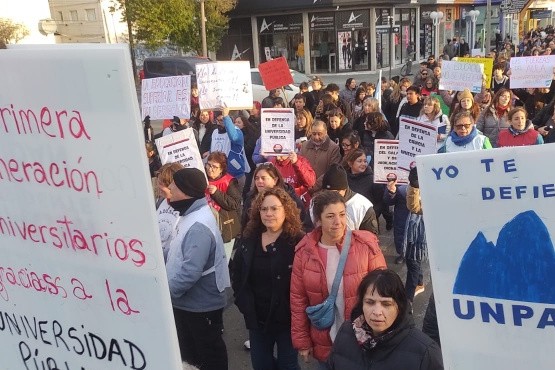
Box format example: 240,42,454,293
249,328,300,370
405,258,423,301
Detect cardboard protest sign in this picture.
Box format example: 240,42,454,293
260,108,296,156
155,128,205,173
458,56,494,90
510,55,555,89
373,139,408,184
0,45,181,370
196,61,253,110
439,60,484,93
397,116,437,172
417,145,555,370
258,57,294,91
141,75,191,120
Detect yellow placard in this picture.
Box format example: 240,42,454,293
457,57,494,90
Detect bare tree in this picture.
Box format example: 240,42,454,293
0,18,29,44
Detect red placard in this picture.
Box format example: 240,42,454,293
258,57,294,91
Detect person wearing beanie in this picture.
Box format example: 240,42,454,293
449,88,481,124
311,164,378,235
166,167,231,369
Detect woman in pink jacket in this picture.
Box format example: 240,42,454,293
290,190,387,368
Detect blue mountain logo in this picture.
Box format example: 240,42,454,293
453,210,555,304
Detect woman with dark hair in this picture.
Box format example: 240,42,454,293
350,87,367,122
340,131,361,159
241,163,310,230
360,112,394,160
192,109,216,157
327,108,352,145
205,152,242,260
343,149,391,233
421,77,438,96
234,115,260,198
497,107,543,147
290,191,386,367
327,269,443,370
476,88,513,147
231,188,305,370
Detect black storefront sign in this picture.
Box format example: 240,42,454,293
310,13,335,31
258,15,303,34
376,26,399,34
530,9,552,19
336,10,370,30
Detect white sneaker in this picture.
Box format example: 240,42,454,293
244,340,250,350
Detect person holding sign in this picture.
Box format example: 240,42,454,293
475,88,513,147
327,269,443,370
438,111,492,153
290,191,386,368
417,96,450,147
497,107,544,147
231,187,305,370
166,168,231,370
211,108,249,195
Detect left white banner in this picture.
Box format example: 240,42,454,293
0,45,182,370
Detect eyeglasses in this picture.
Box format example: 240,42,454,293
421,73,428,76
260,205,283,213
205,163,221,170
454,124,473,130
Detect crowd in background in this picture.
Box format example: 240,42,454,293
146,25,555,370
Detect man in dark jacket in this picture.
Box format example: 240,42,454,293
304,76,325,117
394,85,423,137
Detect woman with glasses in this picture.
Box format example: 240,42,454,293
421,77,438,97
230,187,305,370
205,152,242,261
290,191,386,368
241,162,310,231
340,131,361,158
439,111,492,153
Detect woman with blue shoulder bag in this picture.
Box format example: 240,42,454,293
290,190,387,368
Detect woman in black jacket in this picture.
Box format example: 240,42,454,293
192,109,216,157
230,187,305,370
328,269,443,370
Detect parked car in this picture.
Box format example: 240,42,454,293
251,68,311,104
140,56,211,82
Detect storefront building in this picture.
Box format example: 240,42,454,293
217,0,508,74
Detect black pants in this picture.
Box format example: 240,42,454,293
173,307,228,370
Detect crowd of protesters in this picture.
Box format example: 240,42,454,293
145,25,555,370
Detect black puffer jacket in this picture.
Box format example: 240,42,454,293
328,313,443,370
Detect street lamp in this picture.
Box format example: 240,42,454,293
197,0,208,57
429,11,444,58
468,10,480,52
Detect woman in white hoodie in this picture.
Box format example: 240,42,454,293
417,96,450,148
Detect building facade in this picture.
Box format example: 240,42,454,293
217,0,513,73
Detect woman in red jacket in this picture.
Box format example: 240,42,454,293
290,190,387,368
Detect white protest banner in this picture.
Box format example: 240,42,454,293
397,116,437,172
373,139,408,184
196,61,253,110
417,145,555,370
439,60,484,93
509,55,555,89
141,75,191,120
0,45,181,370
155,128,205,172
260,108,296,156
458,56,494,90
